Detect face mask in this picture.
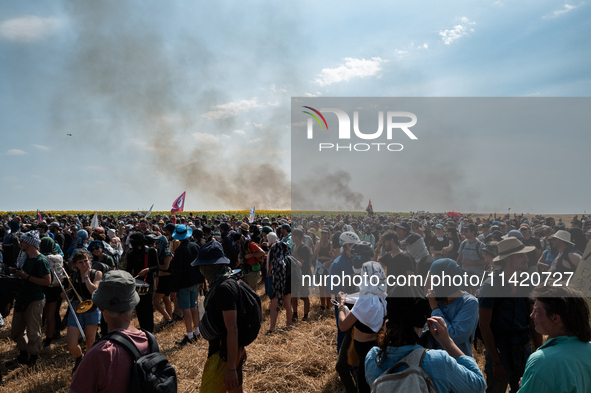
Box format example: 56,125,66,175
437,237,444,241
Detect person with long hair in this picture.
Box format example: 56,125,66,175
65,249,102,374
519,285,591,392
364,284,485,393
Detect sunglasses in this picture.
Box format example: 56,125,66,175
89,247,101,251
519,228,529,232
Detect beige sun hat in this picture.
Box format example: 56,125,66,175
552,230,574,245
493,237,535,262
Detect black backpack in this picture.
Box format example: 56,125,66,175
233,277,262,346
99,329,177,393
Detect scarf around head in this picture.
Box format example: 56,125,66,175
351,261,387,333
40,237,59,256
203,264,233,309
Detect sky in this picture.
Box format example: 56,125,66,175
1,0,590,213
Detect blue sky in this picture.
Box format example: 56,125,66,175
1,0,590,213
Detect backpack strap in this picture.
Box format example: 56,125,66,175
385,348,428,375
100,329,159,360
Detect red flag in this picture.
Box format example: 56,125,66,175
171,192,186,215
37,210,42,223
366,199,374,216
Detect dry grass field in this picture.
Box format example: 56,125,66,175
0,288,489,393
6,211,579,392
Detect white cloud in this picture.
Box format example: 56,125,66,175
252,122,263,129
0,15,63,43
423,43,429,49
314,57,387,86
247,138,263,144
6,149,27,155
304,92,322,97
439,17,476,45
544,4,577,18
33,144,50,151
192,132,220,143
233,130,246,135
221,134,231,139
202,98,263,120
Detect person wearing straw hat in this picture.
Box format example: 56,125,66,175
69,270,151,393
537,230,582,274
477,237,543,393
6,230,51,369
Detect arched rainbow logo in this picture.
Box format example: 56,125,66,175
302,106,328,130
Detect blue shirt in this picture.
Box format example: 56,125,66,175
519,336,591,393
432,291,479,357
328,253,355,295
365,345,485,393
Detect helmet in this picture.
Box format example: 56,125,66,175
339,231,360,246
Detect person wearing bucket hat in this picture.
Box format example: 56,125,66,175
537,230,582,274
170,225,203,346
70,270,157,393
194,241,254,393
6,230,51,369
125,233,159,333
478,237,542,393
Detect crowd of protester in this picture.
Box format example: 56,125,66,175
1,210,590,392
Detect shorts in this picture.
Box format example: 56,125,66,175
155,275,173,296
44,286,62,304
68,302,101,328
242,270,260,289
178,284,199,310
200,351,244,393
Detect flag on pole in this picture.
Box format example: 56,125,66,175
366,199,374,216
249,207,255,223
145,204,154,219
171,192,186,215
90,213,99,229
37,210,42,223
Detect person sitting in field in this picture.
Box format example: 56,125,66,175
364,284,486,393
519,285,591,393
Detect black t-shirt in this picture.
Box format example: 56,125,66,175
379,252,414,282
522,236,541,267
207,278,239,358
429,236,448,254
295,244,312,276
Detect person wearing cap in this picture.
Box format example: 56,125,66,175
48,221,66,250
125,233,159,333
194,241,251,393
170,224,204,345
69,270,153,393
88,240,115,273
478,237,543,393
429,224,448,259
6,230,51,368
518,286,591,393
538,230,582,274
67,229,89,267
364,285,486,393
